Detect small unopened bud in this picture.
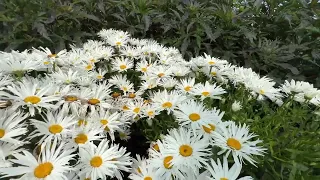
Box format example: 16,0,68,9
231,101,242,112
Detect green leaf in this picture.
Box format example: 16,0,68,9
79,12,100,22
32,22,52,42
200,22,214,41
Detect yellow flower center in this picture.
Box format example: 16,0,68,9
189,113,200,121
259,89,265,95
202,124,216,133
112,92,121,98
74,133,88,144
158,73,165,77
137,167,142,173
209,61,215,65
128,93,136,98
179,145,193,157
201,91,210,96
78,119,87,126
90,59,96,63
147,111,154,117
122,87,128,91
211,72,217,76
0,129,5,138
144,177,152,180
97,75,103,79
220,178,228,180
48,54,56,58
34,162,54,178
64,96,78,102
120,65,127,70
133,107,140,114
85,178,91,180
152,143,160,151
163,156,173,169
184,86,192,92
116,42,122,46
48,124,63,134
88,98,100,105
141,67,147,72
85,64,93,70
90,156,103,167
162,102,172,108
43,61,50,65
227,138,241,150
100,119,108,125
24,96,41,104
122,105,130,110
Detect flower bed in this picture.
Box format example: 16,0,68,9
0,29,319,179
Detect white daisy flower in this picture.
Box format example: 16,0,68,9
158,77,178,90
112,56,134,72
162,127,210,172
51,68,79,85
191,81,226,100
6,80,59,116
149,141,188,180
129,160,157,180
143,103,161,120
137,60,151,73
0,51,40,74
147,65,172,79
203,53,228,67
81,83,112,114
282,79,314,95
248,77,283,101
131,154,147,174
211,122,266,166
151,90,186,114
0,109,28,144
109,74,134,95
93,110,123,141
70,123,104,148
29,109,77,147
125,99,146,119
174,100,224,131
0,141,23,167
177,78,196,94
39,47,67,59
120,46,140,58
0,140,75,179
77,140,132,180
207,156,253,180
55,86,82,114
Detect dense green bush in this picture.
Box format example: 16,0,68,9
1,0,319,85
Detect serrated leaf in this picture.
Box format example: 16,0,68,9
79,12,100,22
33,22,52,42
186,21,195,34
143,15,151,32
253,0,263,8
200,22,214,41
97,2,106,15
180,37,189,55
275,63,300,75
312,50,320,59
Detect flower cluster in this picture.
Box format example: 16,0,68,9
0,28,317,180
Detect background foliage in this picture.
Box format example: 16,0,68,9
1,1,320,179
1,0,320,85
